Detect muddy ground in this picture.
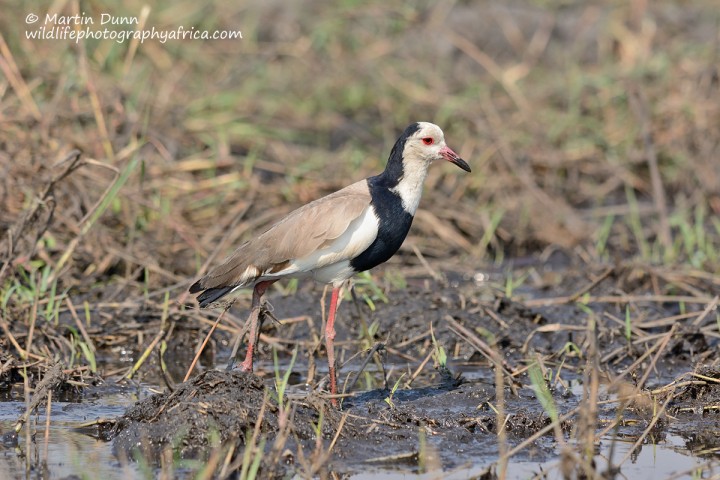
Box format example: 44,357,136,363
3,259,717,478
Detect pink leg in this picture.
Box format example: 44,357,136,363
326,287,340,406
240,280,276,372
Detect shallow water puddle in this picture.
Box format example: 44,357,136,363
0,390,143,479
342,434,715,479
506,433,715,480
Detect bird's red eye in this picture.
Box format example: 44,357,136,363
422,137,434,145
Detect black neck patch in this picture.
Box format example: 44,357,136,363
349,178,414,273
349,123,420,272
377,122,420,188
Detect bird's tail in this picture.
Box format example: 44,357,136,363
189,280,234,308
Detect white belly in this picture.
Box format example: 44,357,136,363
310,260,356,286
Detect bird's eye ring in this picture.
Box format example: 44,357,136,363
422,137,434,145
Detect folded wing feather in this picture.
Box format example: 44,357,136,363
192,180,372,291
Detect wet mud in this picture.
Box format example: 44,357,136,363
93,263,720,478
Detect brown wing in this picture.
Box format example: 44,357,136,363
193,179,371,290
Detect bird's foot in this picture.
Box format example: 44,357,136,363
239,358,253,372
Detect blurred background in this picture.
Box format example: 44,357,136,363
1,2,719,477
1,0,719,310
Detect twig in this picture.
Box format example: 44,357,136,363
627,86,672,252
43,390,52,462
617,393,674,466
120,326,166,381
345,342,386,393
447,31,529,112
15,362,64,432
0,32,42,120
0,317,44,361
0,150,84,284
326,411,348,456
404,347,435,389
410,244,443,282
525,294,715,307
691,295,719,327
158,322,176,392
495,343,508,480
500,406,581,462
66,298,96,353
25,292,39,361
636,324,677,390
445,315,519,388
567,266,614,302
184,306,228,382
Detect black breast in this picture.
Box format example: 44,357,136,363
350,178,413,273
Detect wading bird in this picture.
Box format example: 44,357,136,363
190,122,470,403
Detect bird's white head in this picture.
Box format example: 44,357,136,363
381,122,471,215
402,122,471,173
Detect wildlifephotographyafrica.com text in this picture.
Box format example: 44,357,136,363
25,12,242,44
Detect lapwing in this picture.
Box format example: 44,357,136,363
189,122,471,403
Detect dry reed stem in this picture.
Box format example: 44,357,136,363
121,326,166,381
627,86,672,252
0,150,84,284
65,298,96,354
0,32,42,120
0,318,41,361
404,347,435,389
197,441,227,480
525,294,716,308
447,31,530,112
122,5,150,78
410,244,443,282
298,410,349,478
75,8,113,163
691,295,719,327
184,306,228,382
43,389,52,463
445,314,519,389
617,393,675,466
636,323,677,390
660,461,720,480
219,441,237,479
25,293,38,362
577,315,600,478
502,405,582,462
495,317,694,472
567,266,615,302
495,345,508,480
23,366,31,476
344,342,386,393
15,362,64,433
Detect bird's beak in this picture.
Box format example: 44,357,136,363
440,146,471,172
